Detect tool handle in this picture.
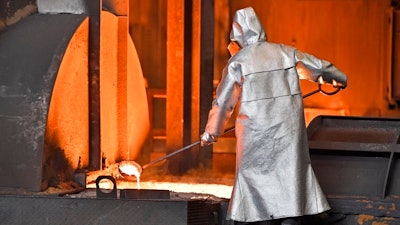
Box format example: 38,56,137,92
142,141,201,169
141,127,236,169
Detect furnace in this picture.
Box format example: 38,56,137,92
0,1,149,192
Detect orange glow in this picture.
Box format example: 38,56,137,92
86,160,234,199
118,161,142,189
88,180,233,199
45,17,90,180
44,10,149,187
100,11,150,164
118,161,142,178
228,41,240,56
127,27,150,161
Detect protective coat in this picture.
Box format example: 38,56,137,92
204,7,347,222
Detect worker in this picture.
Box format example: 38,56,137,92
200,7,347,225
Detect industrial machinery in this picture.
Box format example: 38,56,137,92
0,1,400,225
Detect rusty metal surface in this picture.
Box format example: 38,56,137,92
328,196,400,218
0,0,37,29
0,13,86,191
328,214,400,225
392,9,400,101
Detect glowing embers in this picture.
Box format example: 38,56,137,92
86,163,235,199
88,180,233,199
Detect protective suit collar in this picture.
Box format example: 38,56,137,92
230,7,267,47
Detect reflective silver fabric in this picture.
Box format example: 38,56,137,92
204,7,347,222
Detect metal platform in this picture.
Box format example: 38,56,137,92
0,189,226,225
308,116,400,220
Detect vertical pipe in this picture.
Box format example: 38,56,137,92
181,0,195,172
166,0,194,174
166,0,185,174
198,0,215,168
190,0,201,169
88,1,101,170
392,10,400,100
117,17,129,160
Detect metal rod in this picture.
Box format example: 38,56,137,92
381,132,399,199
142,141,201,169
141,127,236,170
381,151,395,200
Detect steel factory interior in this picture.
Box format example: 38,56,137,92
0,0,400,224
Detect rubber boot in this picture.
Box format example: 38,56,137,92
281,218,301,225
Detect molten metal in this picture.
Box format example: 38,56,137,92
118,161,142,179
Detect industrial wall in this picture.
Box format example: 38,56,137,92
229,0,399,121
131,0,400,129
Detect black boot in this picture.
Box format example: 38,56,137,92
234,222,249,225
281,217,301,225
302,212,345,225
321,213,346,225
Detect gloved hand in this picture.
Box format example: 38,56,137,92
200,132,217,146
332,79,347,89
318,76,347,89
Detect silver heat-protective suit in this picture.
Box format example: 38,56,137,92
202,7,347,222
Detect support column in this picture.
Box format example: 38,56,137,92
166,0,186,174
115,4,129,160
88,0,101,170
190,0,215,169
392,10,400,100
198,0,215,168
166,0,215,174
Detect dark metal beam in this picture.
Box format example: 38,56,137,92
87,0,102,170
198,0,215,168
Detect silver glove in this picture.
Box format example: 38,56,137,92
200,132,217,146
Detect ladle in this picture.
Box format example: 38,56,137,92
118,83,344,178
